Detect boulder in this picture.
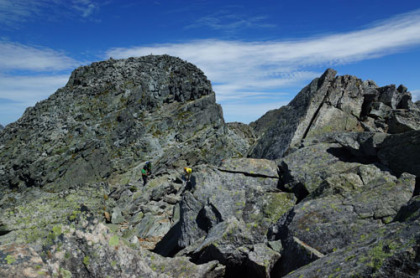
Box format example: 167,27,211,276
111,207,125,224
269,137,416,275
377,130,420,177
282,220,420,278
218,157,279,178
0,244,49,278
312,130,420,178
154,159,294,277
0,184,110,247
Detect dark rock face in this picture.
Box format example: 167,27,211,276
250,69,420,159
0,59,419,278
0,55,248,190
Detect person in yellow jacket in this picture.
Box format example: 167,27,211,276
184,167,192,182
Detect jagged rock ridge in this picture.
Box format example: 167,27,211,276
0,59,419,278
250,69,420,159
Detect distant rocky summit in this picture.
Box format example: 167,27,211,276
0,124,3,131
0,56,419,278
250,69,420,159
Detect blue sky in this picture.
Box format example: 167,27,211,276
1,0,420,126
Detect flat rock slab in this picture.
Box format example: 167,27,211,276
218,158,279,178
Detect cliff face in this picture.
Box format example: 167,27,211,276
0,58,419,278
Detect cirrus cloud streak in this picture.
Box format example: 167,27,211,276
106,10,420,122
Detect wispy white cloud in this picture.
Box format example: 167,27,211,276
186,10,275,32
0,74,69,101
108,10,420,70
0,0,99,26
0,40,77,125
411,90,420,102
106,9,420,123
71,0,97,18
0,41,78,71
0,0,48,26
0,74,69,125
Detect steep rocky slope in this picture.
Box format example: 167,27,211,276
0,58,419,278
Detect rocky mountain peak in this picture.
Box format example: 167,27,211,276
66,55,213,106
250,68,419,159
0,55,248,190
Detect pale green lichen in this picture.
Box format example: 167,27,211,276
69,210,81,221
83,256,90,266
109,235,119,247
52,225,62,236
5,255,16,264
59,268,72,278
263,193,295,222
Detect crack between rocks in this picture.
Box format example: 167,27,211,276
217,168,278,179
302,84,333,141
78,245,93,276
0,229,13,236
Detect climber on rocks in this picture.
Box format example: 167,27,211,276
141,161,152,186
182,166,196,193
184,166,192,182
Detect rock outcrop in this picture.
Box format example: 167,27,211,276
0,55,248,191
0,207,225,278
0,58,419,278
250,69,420,159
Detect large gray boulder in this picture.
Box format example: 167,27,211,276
377,130,420,177
267,133,417,276
306,130,420,179
249,69,420,159
282,219,420,278
153,159,294,277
